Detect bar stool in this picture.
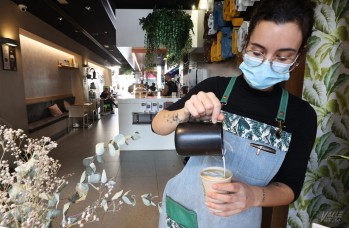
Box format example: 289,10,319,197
99,99,110,115
68,106,88,130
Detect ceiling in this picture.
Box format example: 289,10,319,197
10,0,200,70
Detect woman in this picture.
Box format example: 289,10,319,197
152,0,317,227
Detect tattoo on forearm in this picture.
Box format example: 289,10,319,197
165,113,184,124
262,188,266,203
271,182,282,187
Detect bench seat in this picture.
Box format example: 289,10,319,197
28,112,68,133
26,96,75,139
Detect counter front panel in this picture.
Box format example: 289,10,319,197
118,97,179,150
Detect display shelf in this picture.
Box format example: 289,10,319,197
58,64,79,69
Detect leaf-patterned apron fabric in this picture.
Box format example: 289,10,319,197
159,78,292,228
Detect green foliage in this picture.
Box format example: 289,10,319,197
139,8,194,69
342,42,349,68
307,36,321,51
316,132,341,162
305,55,321,79
307,195,331,220
315,4,336,34
331,113,349,140
119,64,134,75
332,26,349,41
332,0,349,22
303,78,327,107
323,62,340,95
287,209,310,228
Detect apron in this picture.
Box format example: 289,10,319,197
159,77,292,228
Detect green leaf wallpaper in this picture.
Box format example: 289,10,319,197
287,0,349,227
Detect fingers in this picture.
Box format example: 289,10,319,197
205,201,244,217
184,92,222,123
205,182,253,216
205,192,247,217
207,92,223,123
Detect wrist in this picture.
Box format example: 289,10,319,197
174,109,190,124
253,186,265,207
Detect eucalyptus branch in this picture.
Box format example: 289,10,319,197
0,126,161,227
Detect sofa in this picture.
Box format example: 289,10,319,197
26,95,75,139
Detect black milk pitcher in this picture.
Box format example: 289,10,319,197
175,121,223,156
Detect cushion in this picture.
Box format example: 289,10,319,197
64,100,71,111
48,104,63,117
26,101,53,123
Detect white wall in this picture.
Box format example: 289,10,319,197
115,9,152,47
115,9,205,48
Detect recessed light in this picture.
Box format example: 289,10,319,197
85,6,92,11
58,17,63,21
57,0,69,4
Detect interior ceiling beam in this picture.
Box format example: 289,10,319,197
100,0,118,30
42,0,121,65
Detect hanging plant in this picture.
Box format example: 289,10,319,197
139,8,194,70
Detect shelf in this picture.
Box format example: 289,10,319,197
132,112,156,124
58,65,79,69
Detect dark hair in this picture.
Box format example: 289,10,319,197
246,0,316,50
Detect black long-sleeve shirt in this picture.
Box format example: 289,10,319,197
166,75,317,200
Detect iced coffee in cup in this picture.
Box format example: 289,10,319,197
200,166,232,212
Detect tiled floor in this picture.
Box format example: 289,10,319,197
50,110,184,227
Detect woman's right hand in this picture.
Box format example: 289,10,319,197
183,91,224,124
152,91,224,135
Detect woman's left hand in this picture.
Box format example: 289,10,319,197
205,182,260,217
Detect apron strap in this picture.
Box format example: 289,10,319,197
220,77,236,105
220,76,289,122
276,88,288,122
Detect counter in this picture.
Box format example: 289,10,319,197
118,96,180,150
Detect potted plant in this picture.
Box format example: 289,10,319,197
139,8,194,70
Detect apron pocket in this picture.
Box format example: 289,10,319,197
166,195,198,228
236,140,285,186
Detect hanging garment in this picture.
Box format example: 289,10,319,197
221,27,234,59
210,31,223,62
214,1,230,30
237,21,249,52
203,39,213,63
232,27,239,54
204,12,217,38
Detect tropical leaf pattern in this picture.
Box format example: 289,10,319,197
222,111,292,153
287,0,349,227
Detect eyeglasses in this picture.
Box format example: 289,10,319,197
243,50,299,74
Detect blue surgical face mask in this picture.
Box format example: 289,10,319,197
239,54,292,90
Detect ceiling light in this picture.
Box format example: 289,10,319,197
57,0,69,4
85,6,92,11
104,45,110,48
58,17,63,21
0,37,19,47
199,0,208,10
